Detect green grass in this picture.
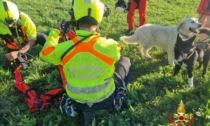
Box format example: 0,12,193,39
1,0,210,126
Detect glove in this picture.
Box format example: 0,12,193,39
17,53,28,69
56,20,70,33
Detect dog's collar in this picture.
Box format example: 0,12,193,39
178,32,189,40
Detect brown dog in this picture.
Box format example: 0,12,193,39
195,27,210,78
195,41,210,78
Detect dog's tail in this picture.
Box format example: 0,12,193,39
120,34,138,44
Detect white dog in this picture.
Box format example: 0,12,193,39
120,18,202,66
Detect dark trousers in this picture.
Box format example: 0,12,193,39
35,32,47,46
72,56,131,126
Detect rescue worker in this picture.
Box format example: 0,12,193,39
115,0,148,35
40,0,131,125
126,0,148,35
197,0,210,42
0,0,47,69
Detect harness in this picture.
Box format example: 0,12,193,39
0,22,28,51
183,49,196,60
62,35,115,66
15,66,65,112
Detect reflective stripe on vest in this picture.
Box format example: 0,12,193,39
62,35,115,66
67,78,115,104
67,77,112,94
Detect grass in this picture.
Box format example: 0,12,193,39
0,0,210,126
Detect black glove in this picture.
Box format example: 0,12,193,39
56,20,70,33
17,53,28,69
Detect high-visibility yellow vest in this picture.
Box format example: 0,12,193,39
63,34,118,104
40,29,121,105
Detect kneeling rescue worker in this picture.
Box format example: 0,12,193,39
40,0,131,125
0,0,47,69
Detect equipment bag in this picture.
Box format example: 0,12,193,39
15,66,65,112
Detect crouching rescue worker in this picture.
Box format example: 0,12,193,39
40,0,131,125
0,0,47,69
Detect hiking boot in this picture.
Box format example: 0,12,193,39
125,29,134,36
65,104,77,117
59,94,77,117
114,87,126,111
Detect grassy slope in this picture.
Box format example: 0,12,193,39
0,0,210,126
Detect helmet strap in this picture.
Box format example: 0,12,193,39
3,2,10,18
88,8,92,17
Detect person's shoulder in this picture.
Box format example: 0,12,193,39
20,11,28,16
97,36,117,42
98,37,121,49
99,37,119,44
19,12,31,19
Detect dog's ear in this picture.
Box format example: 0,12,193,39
177,22,184,31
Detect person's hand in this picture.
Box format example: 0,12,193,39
56,20,68,31
56,20,63,31
5,51,19,61
56,20,71,34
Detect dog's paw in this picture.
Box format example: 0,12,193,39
169,62,175,66
188,77,194,87
145,54,151,59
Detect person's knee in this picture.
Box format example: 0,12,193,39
35,33,48,45
115,57,131,82
122,57,131,67
116,57,131,73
